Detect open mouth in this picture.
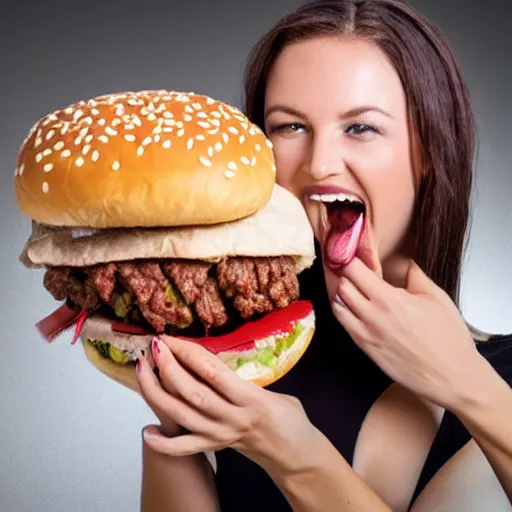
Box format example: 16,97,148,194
308,191,367,274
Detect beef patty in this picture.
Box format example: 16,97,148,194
43,257,299,334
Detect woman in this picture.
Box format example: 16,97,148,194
137,1,512,510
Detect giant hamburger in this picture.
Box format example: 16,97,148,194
15,90,316,392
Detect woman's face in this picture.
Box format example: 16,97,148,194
264,36,417,300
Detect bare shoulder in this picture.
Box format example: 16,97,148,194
410,440,511,512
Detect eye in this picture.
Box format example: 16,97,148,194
269,122,307,135
345,123,378,137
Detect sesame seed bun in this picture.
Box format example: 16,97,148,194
15,90,276,228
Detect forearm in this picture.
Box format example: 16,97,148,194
141,441,220,512
269,428,392,512
450,356,512,501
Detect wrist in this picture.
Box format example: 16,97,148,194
447,352,509,420
268,426,336,489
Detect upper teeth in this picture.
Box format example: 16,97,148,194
309,192,362,204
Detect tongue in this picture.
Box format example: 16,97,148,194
325,211,364,270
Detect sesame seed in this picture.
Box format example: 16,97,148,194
84,116,93,125
124,134,136,142
54,141,65,150
255,144,261,151
241,122,248,130
193,102,202,110
137,146,144,156
197,121,210,129
98,118,106,126
215,142,222,152
46,129,55,140
76,157,85,167
112,118,122,127
64,107,74,114
164,119,175,126
44,163,53,172
207,147,214,157
61,149,71,158
187,138,194,150
34,137,42,147
241,156,250,165
224,170,235,179
228,161,237,171
184,114,193,122
91,108,100,115
132,115,142,126
79,127,89,137
163,112,174,119
185,105,194,113
82,145,91,155
176,121,184,128
177,129,185,137
147,113,157,122
73,110,84,121
266,140,273,148
228,127,239,135
60,126,69,135
162,140,171,149
206,97,215,105
196,135,206,141
163,127,173,133
154,135,161,142
42,182,49,194
74,137,82,145
105,127,118,136
125,123,135,130
251,156,257,166
210,119,220,127
85,134,93,143
42,148,52,157
92,150,100,162
99,135,109,143
222,133,229,144
142,136,152,146
211,111,221,118
239,135,246,144
199,156,212,167
36,153,43,163
208,129,218,135
197,112,208,119
112,161,121,171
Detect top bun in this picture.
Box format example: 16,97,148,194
15,90,276,228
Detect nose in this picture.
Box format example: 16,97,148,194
305,131,346,181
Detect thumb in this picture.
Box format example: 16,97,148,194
405,260,440,297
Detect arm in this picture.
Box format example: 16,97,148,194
141,436,220,512
449,355,512,501
269,427,392,512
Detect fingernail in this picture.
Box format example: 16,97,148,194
334,293,346,308
136,358,142,375
152,337,161,356
143,426,161,440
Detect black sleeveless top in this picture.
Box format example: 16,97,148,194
214,251,512,511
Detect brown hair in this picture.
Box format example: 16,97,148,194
243,0,475,305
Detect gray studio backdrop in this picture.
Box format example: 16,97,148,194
1,1,511,511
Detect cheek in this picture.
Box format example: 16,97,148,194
272,139,307,194
367,144,416,249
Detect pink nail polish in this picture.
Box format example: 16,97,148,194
152,337,161,356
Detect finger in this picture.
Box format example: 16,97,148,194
151,337,240,421
336,275,375,324
161,335,258,406
331,297,373,348
143,425,227,456
136,353,220,435
342,257,396,302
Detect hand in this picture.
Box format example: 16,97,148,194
136,335,317,476
332,257,488,411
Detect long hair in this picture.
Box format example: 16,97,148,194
243,0,475,305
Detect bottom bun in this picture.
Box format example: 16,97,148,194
80,308,315,393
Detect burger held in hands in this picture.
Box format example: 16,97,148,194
15,90,316,391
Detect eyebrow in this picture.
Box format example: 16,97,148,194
264,105,394,120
